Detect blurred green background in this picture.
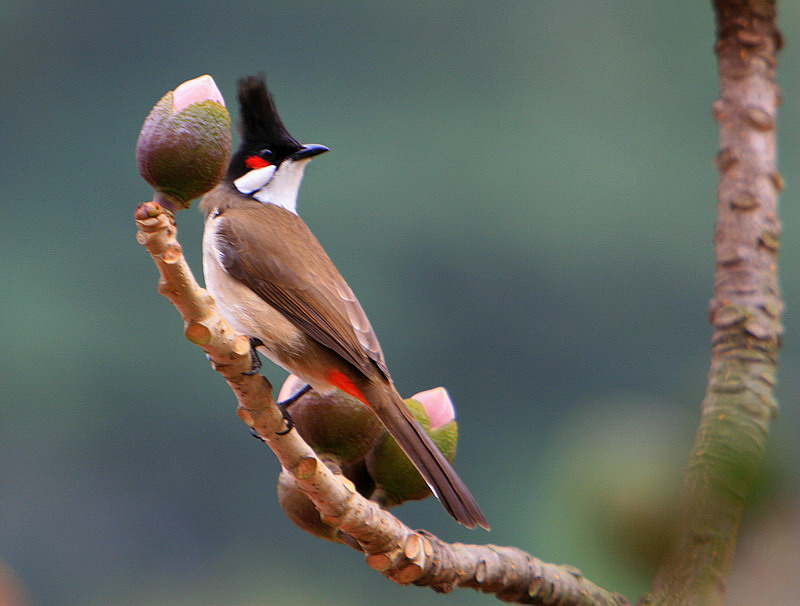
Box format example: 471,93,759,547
2,2,799,605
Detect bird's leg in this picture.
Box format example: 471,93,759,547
273,384,311,436
240,338,311,437
278,384,312,409
249,384,311,439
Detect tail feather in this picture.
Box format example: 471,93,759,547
363,381,489,530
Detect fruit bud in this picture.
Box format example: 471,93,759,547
410,386,456,430
366,387,459,507
136,75,231,211
277,470,341,543
278,375,384,465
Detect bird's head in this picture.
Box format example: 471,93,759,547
227,75,328,213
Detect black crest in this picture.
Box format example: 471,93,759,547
237,75,301,152
227,75,303,180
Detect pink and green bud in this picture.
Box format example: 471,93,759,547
136,75,231,211
366,387,459,508
277,470,342,543
278,375,384,465
410,386,456,430
277,470,363,550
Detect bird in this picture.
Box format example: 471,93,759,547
200,75,488,530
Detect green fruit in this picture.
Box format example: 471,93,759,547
277,471,341,542
366,398,458,507
290,389,384,464
136,92,231,209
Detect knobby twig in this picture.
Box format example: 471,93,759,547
644,2,783,605
134,201,629,605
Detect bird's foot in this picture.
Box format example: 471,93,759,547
249,427,266,443
274,401,295,435
242,338,264,375
273,384,312,435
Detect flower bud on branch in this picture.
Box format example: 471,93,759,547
367,387,458,507
136,75,231,211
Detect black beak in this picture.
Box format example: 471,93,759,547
291,144,329,160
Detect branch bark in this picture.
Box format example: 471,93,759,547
644,2,782,605
135,201,629,605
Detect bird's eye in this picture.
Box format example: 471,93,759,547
259,149,273,159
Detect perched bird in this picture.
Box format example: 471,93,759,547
200,75,488,530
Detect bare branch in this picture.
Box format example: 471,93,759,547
644,2,783,605
135,200,629,606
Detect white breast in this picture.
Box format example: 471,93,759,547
202,212,305,368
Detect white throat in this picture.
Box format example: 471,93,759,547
233,158,310,214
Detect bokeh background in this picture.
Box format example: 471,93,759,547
2,2,799,605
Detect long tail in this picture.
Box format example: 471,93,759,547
362,381,489,530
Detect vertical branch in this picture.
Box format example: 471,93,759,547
645,2,782,605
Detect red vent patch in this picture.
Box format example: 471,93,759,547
327,369,369,405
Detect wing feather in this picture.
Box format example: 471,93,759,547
215,204,388,378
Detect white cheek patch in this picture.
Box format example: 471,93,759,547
234,165,277,195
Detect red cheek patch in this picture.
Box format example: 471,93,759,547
245,155,271,169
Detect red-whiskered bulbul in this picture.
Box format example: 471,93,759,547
200,76,488,530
